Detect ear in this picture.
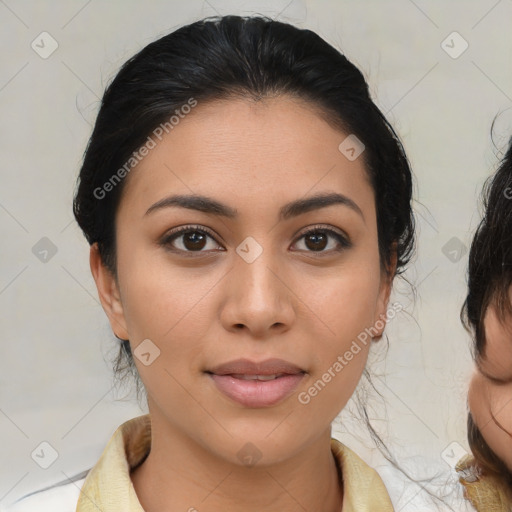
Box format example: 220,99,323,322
89,243,129,340
372,244,398,341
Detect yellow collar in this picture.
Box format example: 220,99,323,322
457,454,512,511
76,414,394,512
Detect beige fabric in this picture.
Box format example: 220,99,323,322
456,454,512,512
330,438,394,511
76,414,394,511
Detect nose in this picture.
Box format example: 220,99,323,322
220,245,295,339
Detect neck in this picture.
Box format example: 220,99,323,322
131,414,343,512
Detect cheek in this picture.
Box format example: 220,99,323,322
115,240,217,367
297,327,371,424
116,257,214,402
487,388,512,437
487,403,512,472
310,260,383,338
469,375,512,471
296,271,378,415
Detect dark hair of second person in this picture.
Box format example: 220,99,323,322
459,136,512,509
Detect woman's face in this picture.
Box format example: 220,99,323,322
468,291,512,471
91,95,394,466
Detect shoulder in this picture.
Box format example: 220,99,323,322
1,471,89,512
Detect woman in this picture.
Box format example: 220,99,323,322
6,15,415,511
457,138,512,510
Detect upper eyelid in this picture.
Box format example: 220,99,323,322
296,224,349,238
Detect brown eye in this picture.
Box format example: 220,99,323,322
181,231,207,251
160,224,351,257
304,231,328,251
293,226,351,254
161,225,223,254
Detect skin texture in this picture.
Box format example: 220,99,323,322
469,294,512,472
90,95,395,512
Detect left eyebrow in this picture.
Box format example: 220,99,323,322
144,192,365,222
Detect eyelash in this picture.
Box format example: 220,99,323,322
160,224,352,257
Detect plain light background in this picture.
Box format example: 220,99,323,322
1,0,512,509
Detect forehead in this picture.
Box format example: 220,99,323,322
118,96,375,220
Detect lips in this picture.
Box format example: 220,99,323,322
208,358,305,376
206,358,306,407
230,374,285,380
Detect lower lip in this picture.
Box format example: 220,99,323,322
209,373,305,407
